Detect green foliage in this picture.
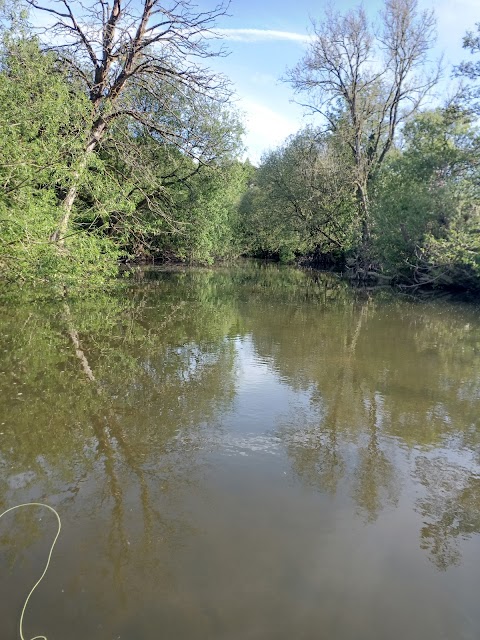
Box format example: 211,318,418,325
75,124,249,266
54,74,247,266
242,104,480,292
239,128,357,263
1,2,479,295
372,107,480,289
167,160,252,264
0,30,120,292
0,15,248,291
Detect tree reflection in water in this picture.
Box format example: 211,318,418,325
241,271,480,565
416,456,480,570
0,275,238,635
1,264,480,638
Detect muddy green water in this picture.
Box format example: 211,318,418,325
1,264,480,639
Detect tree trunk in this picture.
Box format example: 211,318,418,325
50,153,89,246
356,182,370,246
50,183,79,246
50,119,106,246
352,182,374,279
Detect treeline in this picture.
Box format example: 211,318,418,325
241,108,480,291
0,0,252,291
240,0,480,292
1,0,480,294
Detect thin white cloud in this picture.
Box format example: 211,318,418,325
214,28,313,44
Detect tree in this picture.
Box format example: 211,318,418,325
239,128,357,263
25,0,232,245
0,31,120,289
117,154,251,264
287,0,439,260
71,93,244,263
372,106,480,289
171,159,251,264
455,22,480,113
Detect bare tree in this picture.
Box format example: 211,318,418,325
287,0,439,258
26,0,232,244
455,22,480,114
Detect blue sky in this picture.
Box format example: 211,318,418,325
201,0,480,163
26,0,480,163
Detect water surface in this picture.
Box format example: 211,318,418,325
1,264,480,639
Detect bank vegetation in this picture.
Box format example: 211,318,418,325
0,0,479,294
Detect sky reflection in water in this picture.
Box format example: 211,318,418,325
1,264,480,639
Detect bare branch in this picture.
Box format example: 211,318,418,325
285,0,440,245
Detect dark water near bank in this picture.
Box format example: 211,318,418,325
1,264,480,639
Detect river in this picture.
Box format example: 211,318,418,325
1,263,480,639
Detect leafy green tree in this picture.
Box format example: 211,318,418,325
71,99,245,265
239,128,357,263
24,0,233,246
372,107,480,289
168,160,251,264
0,31,119,290
0,2,247,289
